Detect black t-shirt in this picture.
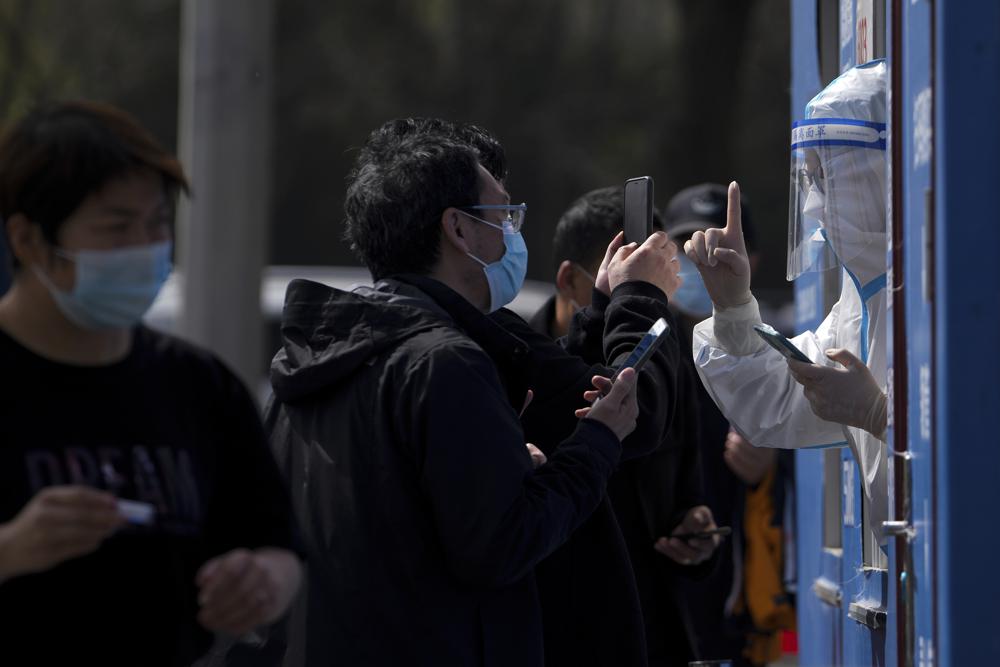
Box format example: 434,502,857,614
0,326,296,667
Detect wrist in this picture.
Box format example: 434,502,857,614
869,391,889,441
714,291,753,311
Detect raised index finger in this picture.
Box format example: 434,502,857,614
725,181,745,246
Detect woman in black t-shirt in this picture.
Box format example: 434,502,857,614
0,101,301,666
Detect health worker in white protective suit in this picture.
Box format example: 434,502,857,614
685,60,890,544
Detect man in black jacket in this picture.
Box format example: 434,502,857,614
358,119,689,666
265,123,678,666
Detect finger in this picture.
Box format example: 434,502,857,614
688,506,712,525
196,555,223,588
203,599,269,637
725,180,745,246
590,375,613,392
582,390,601,402
711,248,750,276
725,429,749,449
575,407,591,418
654,538,690,562
526,443,547,468
687,230,711,266
44,519,121,548
725,442,758,472
643,230,670,250
662,538,701,562
41,486,118,512
46,531,108,561
603,231,625,263
613,242,639,264
704,227,723,267
687,537,716,559
604,367,637,406
38,502,124,532
198,550,252,605
202,560,269,621
826,347,862,370
787,358,825,381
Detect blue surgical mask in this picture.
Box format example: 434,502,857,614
673,253,713,318
35,240,173,329
464,215,528,312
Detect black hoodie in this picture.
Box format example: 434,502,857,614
265,275,624,667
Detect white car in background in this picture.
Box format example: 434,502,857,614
145,266,555,401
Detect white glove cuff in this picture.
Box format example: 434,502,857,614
712,296,767,357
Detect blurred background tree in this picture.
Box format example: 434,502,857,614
0,0,790,296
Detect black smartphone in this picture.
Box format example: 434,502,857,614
623,176,654,245
752,323,813,364
671,526,732,541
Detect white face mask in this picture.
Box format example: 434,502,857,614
34,241,173,329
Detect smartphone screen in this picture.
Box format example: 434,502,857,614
594,318,670,405
624,176,653,245
614,317,669,379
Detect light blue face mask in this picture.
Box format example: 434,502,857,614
35,240,173,329
673,252,714,318
464,214,528,312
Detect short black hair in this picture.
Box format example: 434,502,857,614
551,185,663,272
0,100,188,267
344,131,481,280
359,117,507,183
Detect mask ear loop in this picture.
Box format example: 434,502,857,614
569,264,597,314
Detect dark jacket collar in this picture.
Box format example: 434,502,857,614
385,274,536,410
527,295,557,338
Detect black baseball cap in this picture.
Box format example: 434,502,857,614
662,183,756,252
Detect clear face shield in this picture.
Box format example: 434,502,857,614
787,119,888,281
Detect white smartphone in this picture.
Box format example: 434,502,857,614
117,499,156,526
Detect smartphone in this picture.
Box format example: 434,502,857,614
614,317,670,379
623,176,654,246
593,318,670,404
118,498,155,526
753,323,813,364
672,526,732,541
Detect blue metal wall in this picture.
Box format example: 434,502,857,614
934,1,1000,664
794,0,1000,664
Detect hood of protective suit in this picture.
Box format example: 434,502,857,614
788,59,888,284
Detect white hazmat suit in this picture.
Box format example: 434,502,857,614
691,60,889,544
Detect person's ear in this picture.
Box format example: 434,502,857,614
439,207,475,255
5,213,49,270
555,260,576,296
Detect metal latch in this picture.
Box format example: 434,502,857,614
849,601,887,630
882,520,916,540
812,578,843,607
